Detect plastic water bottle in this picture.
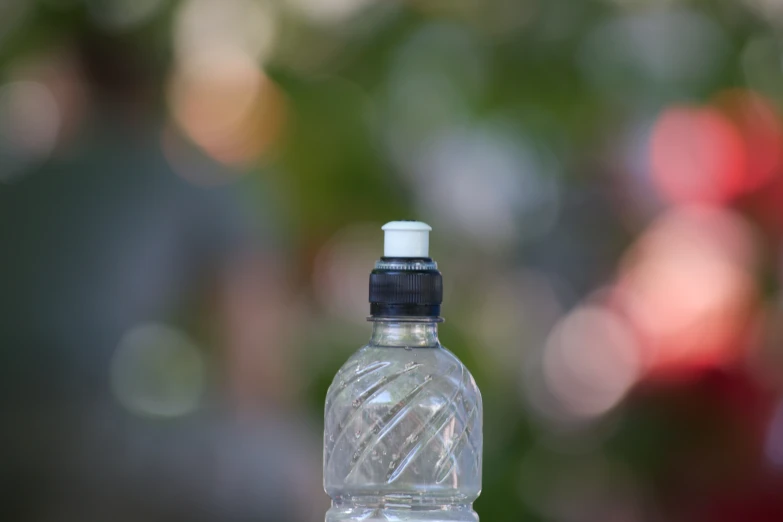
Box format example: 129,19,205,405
323,221,483,522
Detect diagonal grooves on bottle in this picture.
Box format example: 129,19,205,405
445,372,476,429
432,369,477,481
324,361,392,457
345,375,433,482
385,363,464,484
324,361,390,425
434,397,480,484
326,362,422,466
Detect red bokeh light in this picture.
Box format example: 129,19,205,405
649,91,783,207
715,89,783,193
612,206,759,378
650,106,747,205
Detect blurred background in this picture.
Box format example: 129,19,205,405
4,0,783,521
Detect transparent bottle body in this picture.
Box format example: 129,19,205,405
324,321,482,522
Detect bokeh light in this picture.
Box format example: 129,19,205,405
616,206,758,373
8,50,89,147
170,0,284,165
629,90,783,211
174,0,278,64
543,305,641,419
0,81,61,183
168,48,285,166
413,123,560,249
649,105,746,205
714,89,783,194
111,323,205,417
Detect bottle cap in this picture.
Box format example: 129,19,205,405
369,221,442,318
382,221,431,258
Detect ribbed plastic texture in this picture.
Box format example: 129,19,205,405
323,322,482,522
369,271,443,305
369,256,443,318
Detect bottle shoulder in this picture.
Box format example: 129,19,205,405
339,343,474,370
327,344,481,404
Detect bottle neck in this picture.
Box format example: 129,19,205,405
369,320,440,348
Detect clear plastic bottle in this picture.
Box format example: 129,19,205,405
323,222,483,522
